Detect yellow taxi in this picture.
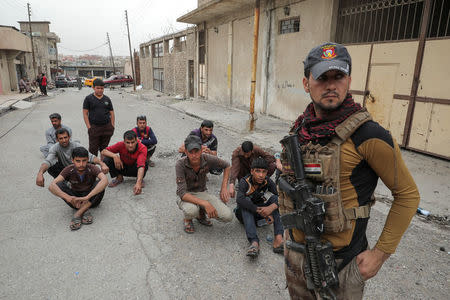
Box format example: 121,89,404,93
84,77,102,87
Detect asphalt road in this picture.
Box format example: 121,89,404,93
0,88,448,299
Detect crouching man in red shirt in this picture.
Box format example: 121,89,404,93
101,130,148,195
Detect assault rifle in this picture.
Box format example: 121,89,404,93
278,134,339,300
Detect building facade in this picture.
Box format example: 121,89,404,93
0,26,32,95
18,21,60,81
139,28,197,97
177,0,449,159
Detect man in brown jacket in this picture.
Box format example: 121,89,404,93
175,135,233,234
229,141,276,197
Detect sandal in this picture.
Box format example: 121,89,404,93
197,209,212,226
184,219,195,234
82,211,93,225
273,245,284,254
246,244,260,257
70,216,82,231
197,217,212,226
108,178,123,188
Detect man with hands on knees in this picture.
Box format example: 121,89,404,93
49,147,108,230
175,135,233,234
101,130,148,195
36,128,109,187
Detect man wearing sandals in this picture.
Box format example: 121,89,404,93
176,135,233,233
234,157,283,257
49,147,108,230
36,128,109,187
101,130,148,195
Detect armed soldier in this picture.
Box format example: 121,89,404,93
278,42,420,299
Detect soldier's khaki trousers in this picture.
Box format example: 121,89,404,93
285,237,365,299
177,191,233,222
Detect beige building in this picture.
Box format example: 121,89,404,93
0,26,32,95
139,27,197,97
177,0,449,159
18,21,60,81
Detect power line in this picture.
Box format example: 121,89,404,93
58,43,108,53
125,10,136,91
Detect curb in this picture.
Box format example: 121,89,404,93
0,94,33,115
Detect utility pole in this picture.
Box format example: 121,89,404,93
125,10,136,91
106,32,116,74
27,2,37,80
249,0,260,131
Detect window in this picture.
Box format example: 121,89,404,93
199,30,205,64
169,39,174,53
279,17,300,34
336,0,449,44
152,42,163,57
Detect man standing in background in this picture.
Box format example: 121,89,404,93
83,78,115,156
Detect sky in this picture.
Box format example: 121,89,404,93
0,0,197,56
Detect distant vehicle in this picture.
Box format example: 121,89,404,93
84,77,102,87
68,77,77,87
55,76,69,88
104,75,133,87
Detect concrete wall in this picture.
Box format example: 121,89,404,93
139,29,196,97
18,22,59,80
197,0,335,121
0,27,31,52
198,0,211,7
18,22,50,34
266,0,336,120
0,28,33,94
0,51,11,94
207,23,229,104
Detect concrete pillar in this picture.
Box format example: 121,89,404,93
8,59,18,92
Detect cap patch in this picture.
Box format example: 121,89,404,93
321,45,337,60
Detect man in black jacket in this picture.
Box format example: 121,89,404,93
235,157,283,257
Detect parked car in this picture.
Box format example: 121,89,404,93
55,76,69,88
68,77,77,87
84,77,102,87
104,75,133,87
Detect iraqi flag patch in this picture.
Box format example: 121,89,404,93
304,163,322,174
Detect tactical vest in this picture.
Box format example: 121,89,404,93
279,109,373,233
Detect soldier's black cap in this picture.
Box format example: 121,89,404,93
303,42,352,79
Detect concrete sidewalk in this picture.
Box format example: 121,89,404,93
0,92,37,114
133,89,450,219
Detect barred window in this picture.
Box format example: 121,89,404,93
336,0,449,44
279,17,300,34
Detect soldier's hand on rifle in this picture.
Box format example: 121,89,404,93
356,247,390,281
